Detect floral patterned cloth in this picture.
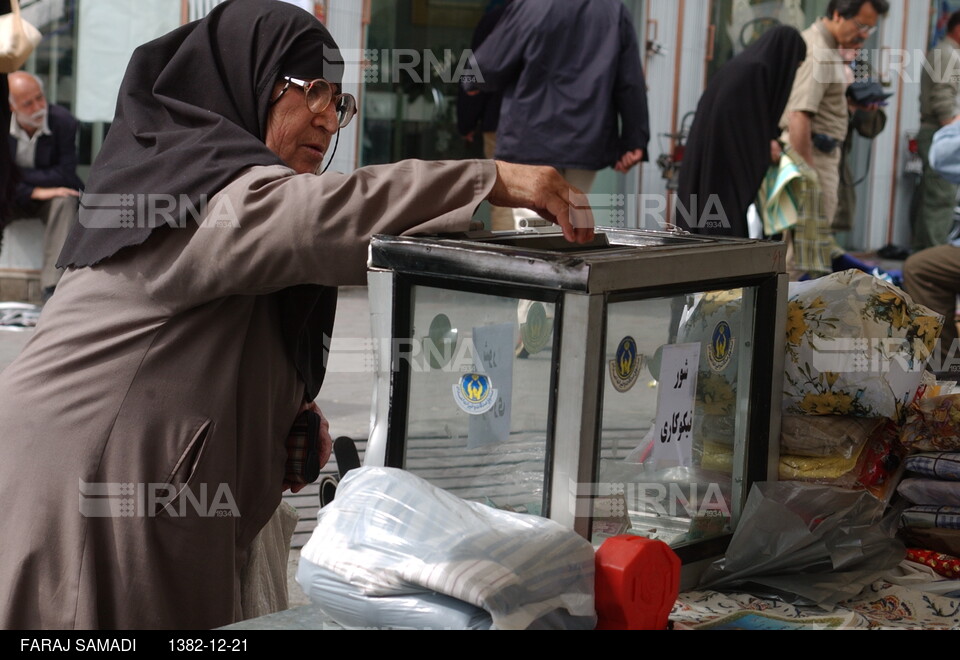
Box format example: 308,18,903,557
671,580,960,629
783,270,942,420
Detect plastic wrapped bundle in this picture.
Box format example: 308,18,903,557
778,418,903,503
297,466,597,630
780,416,883,458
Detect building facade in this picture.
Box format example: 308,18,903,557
12,0,949,252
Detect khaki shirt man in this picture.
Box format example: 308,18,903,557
919,34,960,130
778,0,887,277
780,21,849,231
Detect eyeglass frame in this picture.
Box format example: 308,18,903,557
850,17,878,37
271,76,357,129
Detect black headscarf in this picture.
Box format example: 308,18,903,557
676,25,806,237
57,0,346,399
0,71,15,227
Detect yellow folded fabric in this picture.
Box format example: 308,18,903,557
778,439,867,481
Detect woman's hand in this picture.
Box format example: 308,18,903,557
488,161,595,244
282,400,332,494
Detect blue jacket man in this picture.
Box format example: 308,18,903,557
463,0,649,194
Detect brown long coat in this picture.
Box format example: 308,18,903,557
0,160,495,629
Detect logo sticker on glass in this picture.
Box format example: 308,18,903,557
708,321,735,372
609,336,642,393
519,301,552,356
425,313,458,370
453,373,498,415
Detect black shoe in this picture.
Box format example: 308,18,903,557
877,244,911,261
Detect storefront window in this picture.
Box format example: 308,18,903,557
362,0,483,166
707,0,830,80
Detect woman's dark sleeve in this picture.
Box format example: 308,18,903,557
0,0,16,222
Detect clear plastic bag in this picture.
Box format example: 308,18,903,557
698,481,905,609
297,466,597,630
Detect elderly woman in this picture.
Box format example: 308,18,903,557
0,0,592,630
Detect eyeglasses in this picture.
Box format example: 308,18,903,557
850,18,878,37
272,76,357,129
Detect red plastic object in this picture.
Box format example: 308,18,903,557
594,535,681,630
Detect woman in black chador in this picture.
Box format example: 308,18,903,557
676,25,806,237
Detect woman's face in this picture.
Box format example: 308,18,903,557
265,80,339,174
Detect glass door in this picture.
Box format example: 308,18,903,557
362,0,484,166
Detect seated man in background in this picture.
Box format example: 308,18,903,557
903,117,960,375
7,71,83,302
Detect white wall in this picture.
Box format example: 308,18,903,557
75,0,181,122
854,0,930,251
639,0,679,224
639,0,711,228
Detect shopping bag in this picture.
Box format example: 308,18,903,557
0,0,42,74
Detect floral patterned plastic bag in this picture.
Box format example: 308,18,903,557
782,270,942,420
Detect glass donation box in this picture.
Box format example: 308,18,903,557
364,228,788,569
